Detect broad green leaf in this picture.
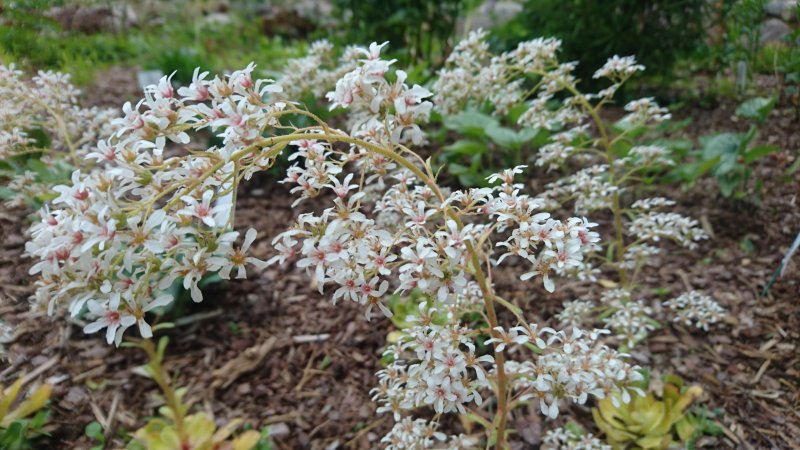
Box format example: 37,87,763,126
442,110,499,139
613,117,647,138
743,145,778,164
442,140,485,156
85,421,103,438
485,126,521,149
651,138,693,157
702,133,741,159
447,163,469,175
735,97,776,122
711,153,740,176
718,174,743,197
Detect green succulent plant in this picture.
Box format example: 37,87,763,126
125,337,265,450
592,376,702,450
0,377,52,450
131,409,260,450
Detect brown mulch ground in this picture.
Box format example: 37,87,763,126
1,87,798,449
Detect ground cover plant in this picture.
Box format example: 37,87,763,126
0,2,798,449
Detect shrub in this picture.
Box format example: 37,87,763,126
22,27,734,446
330,0,466,66
493,0,712,86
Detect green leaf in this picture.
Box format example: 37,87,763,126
447,163,470,175
743,145,778,164
718,174,743,197
651,138,693,157
735,97,776,122
442,110,499,139
442,140,486,157
85,421,103,439
198,271,222,289
786,156,800,175
711,153,740,177
612,117,647,138
702,133,741,159
485,126,521,150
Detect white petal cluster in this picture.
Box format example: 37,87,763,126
487,166,600,292
556,299,595,327
381,417,475,450
665,291,726,331
629,145,674,166
536,141,576,169
541,165,620,214
433,30,561,118
0,64,117,206
593,55,645,80
631,197,677,210
494,326,644,418
372,309,493,419
619,243,661,270
628,211,709,249
277,40,359,99
623,97,672,124
25,63,283,345
326,42,433,145
602,299,656,348
543,427,612,450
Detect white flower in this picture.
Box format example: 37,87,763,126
208,228,267,279
485,326,530,352
83,294,135,346
178,190,231,228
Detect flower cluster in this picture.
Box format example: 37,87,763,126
622,97,672,124
665,291,726,331
495,326,644,418
540,165,620,214
326,41,433,145
593,55,645,80
601,299,656,348
628,211,708,250
25,38,652,448
277,40,360,100
26,63,281,344
372,308,493,419
0,64,117,207
628,145,674,167
489,167,601,292
543,427,611,450
556,299,595,328
381,417,475,450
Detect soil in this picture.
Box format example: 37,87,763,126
1,81,798,449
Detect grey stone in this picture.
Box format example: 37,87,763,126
764,0,798,21
137,70,164,89
461,1,524,33
269,422,290,437
759,18,793,44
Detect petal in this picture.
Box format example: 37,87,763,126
242,228,258,251
138,319,153,339
83,319,106,334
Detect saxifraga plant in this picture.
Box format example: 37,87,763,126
26,41,650,448
434,30,726,349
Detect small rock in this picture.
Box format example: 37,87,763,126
61,386,87,407
137,70,164,89
764,0,798,21
759,18,793,45
462,1,523,32
269,422,290,437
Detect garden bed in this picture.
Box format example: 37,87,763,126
1,93,797,449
